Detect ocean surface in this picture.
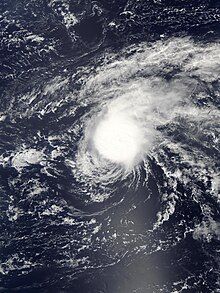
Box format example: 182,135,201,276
0,0,220,292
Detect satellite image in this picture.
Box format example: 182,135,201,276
0,0,220,292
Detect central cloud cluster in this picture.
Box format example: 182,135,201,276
93,112,144,167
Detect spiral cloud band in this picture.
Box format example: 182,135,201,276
75,38,219,189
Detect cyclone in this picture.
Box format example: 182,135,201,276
73,38,219,191
0,28,220,293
